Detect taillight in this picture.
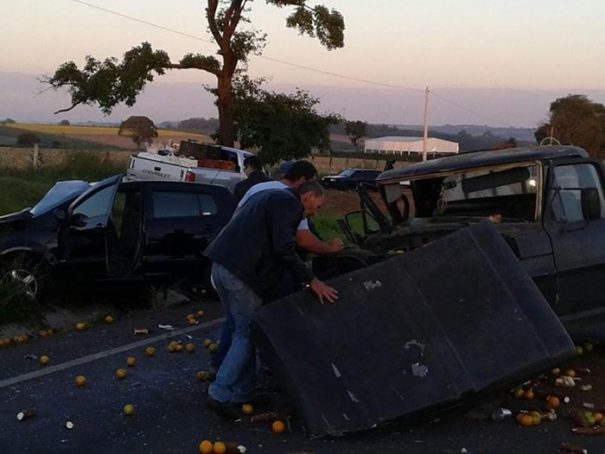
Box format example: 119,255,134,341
184,171,196,182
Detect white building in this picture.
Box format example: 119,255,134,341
364,136,459,157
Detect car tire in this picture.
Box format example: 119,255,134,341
0,253,49,302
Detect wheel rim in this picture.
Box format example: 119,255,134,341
5,268,38,300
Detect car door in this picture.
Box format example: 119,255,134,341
57,175,121,279
141,185,229,279
543,161,605,319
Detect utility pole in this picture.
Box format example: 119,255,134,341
422,86,430,161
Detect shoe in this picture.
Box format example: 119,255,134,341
233,390,271,406
205,397,241,420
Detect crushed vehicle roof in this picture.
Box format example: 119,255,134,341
377,145,588,183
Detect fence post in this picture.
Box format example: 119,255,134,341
32,143,40,170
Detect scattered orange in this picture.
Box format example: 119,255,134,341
123,404,134,415
513,388,524,399
208,343,219,353
529,411,541,426
594,412,604,423
188,318,198,326
39,355,50,366
175,344,184,352
272,420,286,434
105,315,114,324
212,441,226,454
198,440,213,454
583,342,594,352
565,369,576,378
75,322,87,331
115,368,127,379
75,375,87,387
185,343,196,353
203,339,213,348
241,403,253,415
39,330,48,338
197,310,205,317
550,367,561,376
196,370,209,381
523,389,535,400
546,395,560,409
145,346,156,357
168,341,179,352
575,346,584,355
126,356,136,367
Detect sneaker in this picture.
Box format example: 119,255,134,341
233,390,272,406
205,397,241,420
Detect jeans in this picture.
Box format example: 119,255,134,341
208,262,263,403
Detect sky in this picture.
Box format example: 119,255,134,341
1,0,604,128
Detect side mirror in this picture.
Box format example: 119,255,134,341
54,208,67,222
71,212,88,227
581,187,601,220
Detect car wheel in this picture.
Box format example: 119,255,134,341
0,254,49,302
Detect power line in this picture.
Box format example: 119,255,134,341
71,0,508,125
72,0,423,93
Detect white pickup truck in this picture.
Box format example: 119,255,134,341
126,141,254,191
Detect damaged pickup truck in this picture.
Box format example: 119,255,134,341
332,145,605,329
252,146,604,435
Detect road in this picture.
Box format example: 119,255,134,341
1,295,604,454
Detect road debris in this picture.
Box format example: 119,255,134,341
134,328,150,335
157,324,174,331
16,409,37,421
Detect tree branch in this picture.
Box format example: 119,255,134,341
53,102,83,115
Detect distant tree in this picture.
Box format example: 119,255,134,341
46,1,345,148
118,116,158,149
1,118,16,124
59,119,70,126
344,120,367,148
536,94,605,158
16,132,41,147
232,76,340,165
178,117,220,133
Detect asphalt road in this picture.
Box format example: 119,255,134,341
1,296,605,454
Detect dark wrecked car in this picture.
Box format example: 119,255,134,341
326,145,605,329
0,175,235,300
321,168,381,191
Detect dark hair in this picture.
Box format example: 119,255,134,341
243,155,262,171
298,180,324,197
284,160,317,182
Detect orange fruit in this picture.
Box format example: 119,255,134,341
105,315,114,324
241,403,253,415
523,389,535,400
39,330,48,338
175,344,184,352
530,411,541,426
126,356,136,367
272,420,286,434
123,404,134,415
197,310,205,317
75,322,87,331
39,355,50,366
198,440,213,454
575,346,584,355
208,343,219,353
550,367,561,376
546,396,560,409
212,441,226,454
145,346,156,357
185,343,196,353
513,388,524,399
168,341,179,352
75,375,87,388
565,369,576,378
188,318,198,326
203,339,213,348
196,370,209,381
594,412,604,423
517,413,533,427
115,368,127,379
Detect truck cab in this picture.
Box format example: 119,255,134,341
328,146,605,325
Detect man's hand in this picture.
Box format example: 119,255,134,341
327,238,344,253
309,278,338,304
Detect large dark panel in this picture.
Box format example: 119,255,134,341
251,221,574,436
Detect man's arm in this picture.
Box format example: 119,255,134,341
296,229,344,254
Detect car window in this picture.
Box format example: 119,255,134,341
151,190,218,218
198,194,218,216
73,185,115,218
550,164,605,223
339,169,354,177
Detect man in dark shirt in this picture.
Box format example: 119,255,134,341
233,155,270,202
204,180,337,418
